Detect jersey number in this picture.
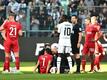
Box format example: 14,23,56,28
64,28,71,36
42,57,46,67
9,27,17,36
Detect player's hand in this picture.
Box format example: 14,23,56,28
4,19,9,23
77,42,80,48
46,71,48,74
91,38,96,42
33,70,36,73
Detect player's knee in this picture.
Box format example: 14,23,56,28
14,52,19,57
67,56,72,62
5,53,10,57
57,57,61,62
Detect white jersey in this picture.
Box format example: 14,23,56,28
57,21,73,47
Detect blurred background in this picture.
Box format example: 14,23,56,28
0,0,107,37
0,0,107,61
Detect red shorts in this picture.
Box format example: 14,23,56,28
97,44,104,54
82,41,95,55
4,40,19,53
40,68,46,74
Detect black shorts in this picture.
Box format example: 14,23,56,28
71,43,80,54
58,53,70,58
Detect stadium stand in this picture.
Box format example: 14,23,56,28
0,0,107,37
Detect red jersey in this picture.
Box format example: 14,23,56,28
38,54,53,73
85,24,99,42
94,23,101,40
3,21,22,40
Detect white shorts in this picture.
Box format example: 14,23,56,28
58,45,71,53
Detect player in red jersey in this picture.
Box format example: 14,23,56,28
0,12,23,73
81,16,101,73
1,30,16,62
33,48,53,74
81,17,92,73
94,28,105,72
94,41,105,72
91,16,105,72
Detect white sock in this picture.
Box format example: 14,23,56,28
57,57,61,72
11,51,15,62
67,56,72,71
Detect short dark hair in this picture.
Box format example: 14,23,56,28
8,11,16,17
71,15,78,19
62,15,68,21
85,17,91,21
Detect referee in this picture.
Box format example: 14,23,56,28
70,15,82,73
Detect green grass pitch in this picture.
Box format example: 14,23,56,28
0,62,107,80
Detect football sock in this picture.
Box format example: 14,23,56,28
57,57,61,72
82,58,86,71
90,61,94,71
99,53,104,62
11,51,15,62
94,55,100,70
76,58,81,72
4,57,10,71
15,57,20,70
67,56,72,71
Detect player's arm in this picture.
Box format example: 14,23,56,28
95,31,103,42
1,30,6,40
0,20,8,31
33,60,40,73
18,23,23,36
77,27,82,48
46,59,52,74
18,30,23,36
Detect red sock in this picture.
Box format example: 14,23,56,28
99,53,104,62
94,56,99,65
90,61,94,71
94,56,100,70
3,57,10,71
82,59,86,71
97,62,100,70
15,57,20,70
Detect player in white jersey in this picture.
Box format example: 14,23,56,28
56,15,73,74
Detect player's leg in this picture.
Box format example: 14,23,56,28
81,43,88,72
56,55,61,74
89,54,94,72
72,45,81,73
57,45,63,74
3,41,11,73
13,41,20,71
94,44,105,71
94,53,100,71
99,44,105,62
74,53,81,73
65,47,73,73
3,52,11,72
10,51,15,62
14,52,20,70
81,54,86,72
88,42,95,72
66,54,72,73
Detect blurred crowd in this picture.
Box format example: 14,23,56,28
0,0,107,37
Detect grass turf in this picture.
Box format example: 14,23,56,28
0,62,107,80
